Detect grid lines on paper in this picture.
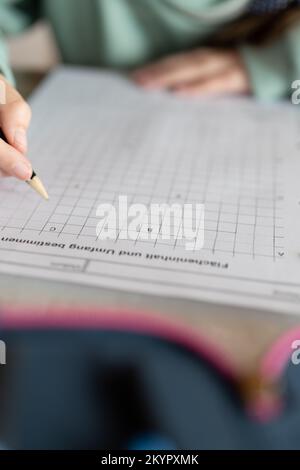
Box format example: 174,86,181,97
0,101,285,261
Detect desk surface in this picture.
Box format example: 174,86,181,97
0,72,298,374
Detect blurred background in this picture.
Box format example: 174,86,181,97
8,20,59,72
7,20,59,96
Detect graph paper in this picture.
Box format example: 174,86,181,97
0,67,299,314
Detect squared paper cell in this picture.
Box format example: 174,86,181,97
43,223,64,233
79,226,97,237
62,225,82,235
53,204,73,215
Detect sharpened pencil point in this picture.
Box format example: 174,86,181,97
27,172,49,201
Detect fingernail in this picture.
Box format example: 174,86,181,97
14,128,27,153
11,159,32,180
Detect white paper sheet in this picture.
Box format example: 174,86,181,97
0,66,300,315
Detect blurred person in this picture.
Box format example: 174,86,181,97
0,0,299,181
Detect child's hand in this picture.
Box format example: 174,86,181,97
0,75,32,179
132,49,251,97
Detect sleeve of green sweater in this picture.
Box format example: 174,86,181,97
0,0,41,84
240,22,300,101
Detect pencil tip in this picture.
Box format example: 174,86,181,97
27,173,49,201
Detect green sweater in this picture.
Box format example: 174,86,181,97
0,0,299,100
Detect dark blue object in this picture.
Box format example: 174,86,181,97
249,0,300,14
127,434,177,451
0,329,299,450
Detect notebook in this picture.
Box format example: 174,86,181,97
0,66,299,314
